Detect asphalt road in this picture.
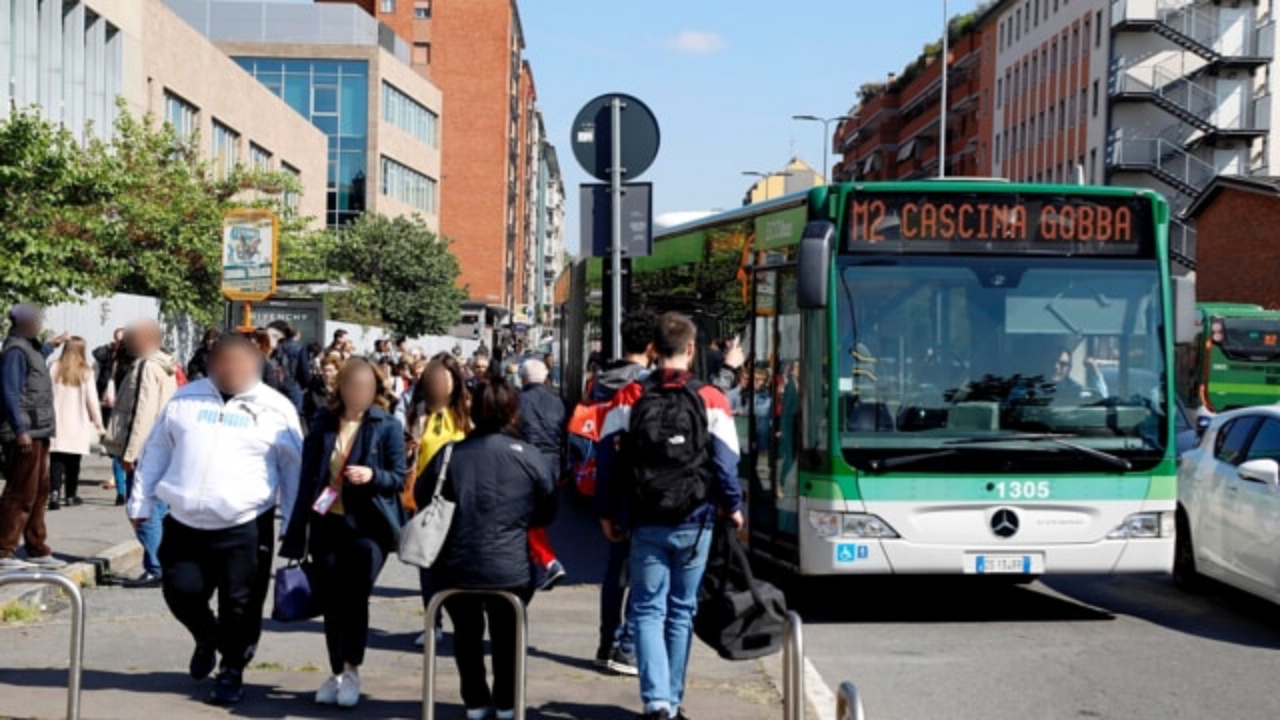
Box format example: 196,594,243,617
797,572,1280,720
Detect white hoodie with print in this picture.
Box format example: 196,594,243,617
128,378,303,532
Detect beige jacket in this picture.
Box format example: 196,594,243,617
103,351,178,463
49,361,105,456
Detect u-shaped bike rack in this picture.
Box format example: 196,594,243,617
782,610,805,720
837,680,867,720
0,571,85,720
421,588,528,720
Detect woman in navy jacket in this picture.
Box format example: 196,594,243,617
281,357,406,710
416,376,556,720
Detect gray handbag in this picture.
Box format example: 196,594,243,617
398,444,455,568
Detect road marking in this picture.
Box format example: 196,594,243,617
805,656,838,720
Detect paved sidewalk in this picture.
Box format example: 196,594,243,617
0,457,785,719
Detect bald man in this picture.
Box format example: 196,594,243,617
104,319,180,587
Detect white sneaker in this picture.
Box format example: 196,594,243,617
496,710,515,720
315,675,341,705
336,670,361,708
465,708,493,720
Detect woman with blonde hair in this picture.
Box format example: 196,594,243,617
49,337,105,509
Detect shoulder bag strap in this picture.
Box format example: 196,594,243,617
431,443,454,503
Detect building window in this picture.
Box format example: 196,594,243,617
1061,31,1069,68
1083,18,1091,55
997,78,1003,108
1089,148,1098,183
382,82,439,147
1068,94,1077,127
1096,11,1103,47
414,1,431,18
413,42,430,65
1051,41,1057,74
212,121,239,179
1080,89,1088,122
1092,80,1100,117
380,0,395,13
250,143,272,171
1034,0,1039,26
282,162,301,210
164,91,198,140
234,58,370,227
1059,99,1066,132
1048,107,1055,136
380,156,438,215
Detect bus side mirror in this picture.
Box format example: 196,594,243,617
1173,276,1196,345
797,220,834,310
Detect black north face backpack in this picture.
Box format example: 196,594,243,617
621,376,711,526
696,521,787,661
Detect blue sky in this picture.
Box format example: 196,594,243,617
520,1,985,255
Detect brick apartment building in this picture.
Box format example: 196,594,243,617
324,0,565,325
1186,176,1280,308
832,11,996,182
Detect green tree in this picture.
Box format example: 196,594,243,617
0,108,121,308
0,104,310,326
329,214,466,336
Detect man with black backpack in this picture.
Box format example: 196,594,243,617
597,312,743,720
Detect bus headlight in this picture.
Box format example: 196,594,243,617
1107,512,1173,539
808,511,841,538
809,511,901,539
842,513,900,539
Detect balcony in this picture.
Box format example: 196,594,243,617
1112,0,1269,66
1110,135,1215,198
1111,62,1268,139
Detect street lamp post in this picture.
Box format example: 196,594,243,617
939,0,949,179
742,170,793,202
791,114,853,183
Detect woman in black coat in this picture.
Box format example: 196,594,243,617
416,376,556,720
281,357,406,710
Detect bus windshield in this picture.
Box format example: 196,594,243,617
836,256,1168,471
1215,317,1280,361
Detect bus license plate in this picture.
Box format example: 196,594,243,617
971,554,1032,574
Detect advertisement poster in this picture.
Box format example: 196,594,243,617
221,209,279,301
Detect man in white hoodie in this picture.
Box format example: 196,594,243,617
128,334,303,706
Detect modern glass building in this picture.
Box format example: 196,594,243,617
235,57,369,227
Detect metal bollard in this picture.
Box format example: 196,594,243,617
782,610,804,720
422,588,528,720
0,571,86,720
836,681,866,720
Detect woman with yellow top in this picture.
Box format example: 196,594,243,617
404,352,471,646
281,358,406,709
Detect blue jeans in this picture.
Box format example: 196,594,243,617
629,524,712,716
111,458,127,498
125,471,167,576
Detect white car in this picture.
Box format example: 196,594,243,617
1176,406,1280,603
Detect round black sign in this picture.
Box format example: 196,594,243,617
570,93,660,182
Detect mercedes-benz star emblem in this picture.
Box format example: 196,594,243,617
990,509,1020,539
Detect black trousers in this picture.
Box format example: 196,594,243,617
445,587,532,712
159,511,275,672
311,514,388,675
49,453,82,499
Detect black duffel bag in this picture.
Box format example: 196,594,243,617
695,520,787,660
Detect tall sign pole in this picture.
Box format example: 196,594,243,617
572,93,660,360
609,97,624,361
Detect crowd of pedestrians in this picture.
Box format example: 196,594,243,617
0,303,745,720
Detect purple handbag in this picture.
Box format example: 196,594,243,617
272,562,319,623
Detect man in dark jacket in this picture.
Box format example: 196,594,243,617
268,321,312,415
517,358,568,590
0,305,68,571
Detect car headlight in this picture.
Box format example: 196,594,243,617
1107,512,1172,539
808,511,900,539
842,513,900,538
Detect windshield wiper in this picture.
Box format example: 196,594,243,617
944,434,1132,471
868,450,959,473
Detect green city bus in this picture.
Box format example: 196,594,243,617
1178,303,1280,412
560,180,1188,576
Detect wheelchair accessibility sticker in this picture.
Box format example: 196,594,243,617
835,543,870,565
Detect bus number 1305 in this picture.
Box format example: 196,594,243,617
990,480,1052,500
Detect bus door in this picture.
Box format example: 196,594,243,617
746,266,802,561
